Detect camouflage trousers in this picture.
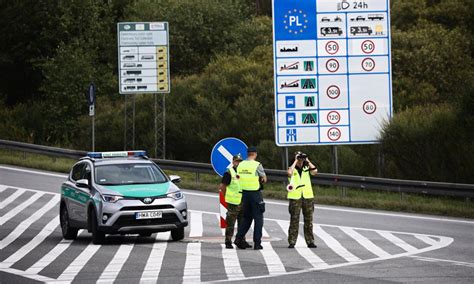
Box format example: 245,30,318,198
288,198,314,245
225,203,243,242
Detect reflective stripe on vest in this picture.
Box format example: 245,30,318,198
237,160,260,191
287,167,314,199
225,167,242,205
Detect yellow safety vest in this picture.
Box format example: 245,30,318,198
237,160,260,191
287,166,314,199
225,167,242,205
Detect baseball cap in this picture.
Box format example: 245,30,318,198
247,146,257,153
233,153,243,161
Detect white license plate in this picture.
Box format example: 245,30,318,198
135,211,162,219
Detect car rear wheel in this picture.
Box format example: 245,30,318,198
171,227,184,241
90,209,105,244
60,205,78,240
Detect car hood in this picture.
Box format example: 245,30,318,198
100,182,172,198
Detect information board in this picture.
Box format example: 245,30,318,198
273,0,392,146
117,22,170,94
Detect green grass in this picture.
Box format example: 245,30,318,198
1,149,473,218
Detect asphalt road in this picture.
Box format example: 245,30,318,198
0,165,473,283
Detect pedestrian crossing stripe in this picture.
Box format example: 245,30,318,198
0,185,454,283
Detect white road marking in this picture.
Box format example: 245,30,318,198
0,191,43,225
0,187,26,209
55,242,101,282
259,242,286,275
0,195,59,249
183,242,201,283
339,227,391,258
221,244,245,280
414,235,439,247
0,184,6,192
189,211,203,238
377,231,418,253
1,165,473,225
0,217,59,268
276,220,329,269
140,232,170,283
409,255,474,268
97,237,136,283
314,225,362,262
217,145,234,168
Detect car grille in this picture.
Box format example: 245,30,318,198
114,213,180,227
120,205,174,211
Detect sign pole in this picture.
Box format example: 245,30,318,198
332,145,339,175
154,93,158,158
87,83,96,152
163,93,166,159
92,114,95,151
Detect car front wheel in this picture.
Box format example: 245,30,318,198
90,209,105,244
60,205,78,240
171,227,184,241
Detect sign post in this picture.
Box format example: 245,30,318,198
273,0,392,147
87,83,96,151
117,22,170,156
210,138,248,229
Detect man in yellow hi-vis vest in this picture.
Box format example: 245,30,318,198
287,151,318,248
219,154,251,249
234,146,267,250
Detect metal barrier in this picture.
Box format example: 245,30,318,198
1,139,473,198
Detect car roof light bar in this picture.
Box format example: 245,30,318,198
86,150,147,159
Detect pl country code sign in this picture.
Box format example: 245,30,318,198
118,22,170,94
273,0,392,146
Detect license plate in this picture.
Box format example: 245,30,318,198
135,211,162,219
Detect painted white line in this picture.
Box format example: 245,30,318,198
276,220,329,270
221,244,245,280
1,165,473,225
0,195,59,249
259,242,286,275
217,145,233,168
140,232,170,283
97,238,136,283
0,187,26,209
414,235,440,247
377,231,418,253
0,267,56,282
0,191,44,225
409,255,474,268
0,217,59,267
182,242,201,283
55,242,101,282
0,165,68,178
0,184,6,192
339,227,391,258
189,211,203,238
314,225,362,262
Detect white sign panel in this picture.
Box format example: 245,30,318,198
117,22,170,94
273,0,392,145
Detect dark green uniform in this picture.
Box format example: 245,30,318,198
288,198,314,245
225,203,243,242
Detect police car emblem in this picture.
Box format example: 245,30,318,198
143,197,153,204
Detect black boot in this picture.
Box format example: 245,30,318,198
288,244,295,248
234,238,247,249
254,243,263,250
225,240,233,249
243,239,252,248
307,243,317,248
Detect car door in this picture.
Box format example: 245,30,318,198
64,162,85,224
75,162,93,223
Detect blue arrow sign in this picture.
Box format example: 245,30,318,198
210,138,248,176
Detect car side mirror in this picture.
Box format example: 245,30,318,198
169,175,181,184
76,179,89,188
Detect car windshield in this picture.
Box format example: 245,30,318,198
95,163,167,185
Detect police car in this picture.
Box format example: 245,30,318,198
59,151,188,244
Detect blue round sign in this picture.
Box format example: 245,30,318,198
210,138,248,176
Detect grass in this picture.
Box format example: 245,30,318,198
1,149,473,219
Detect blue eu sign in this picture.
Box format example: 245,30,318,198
274,0,316,41
210,138,248,176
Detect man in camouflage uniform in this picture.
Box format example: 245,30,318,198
219,154,251,249
286,151,318,248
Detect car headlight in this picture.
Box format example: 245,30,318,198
167,191,183,200
102,194,123,203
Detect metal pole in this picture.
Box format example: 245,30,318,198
132,94,136,149
154,93,158,158
332,145,339,174
163,93,166,159
284,147,289,169
92,115,95,151
123,95,127,150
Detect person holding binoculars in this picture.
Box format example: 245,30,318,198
286,151,318,248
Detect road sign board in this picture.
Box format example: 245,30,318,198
117,22,170,94
273,0,392,145
210,138,248,177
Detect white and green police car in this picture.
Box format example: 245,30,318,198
59,151,188,244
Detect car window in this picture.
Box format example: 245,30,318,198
95,163,167,185
81,164,92,181
71,163,85,181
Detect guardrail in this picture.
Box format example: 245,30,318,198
1,139,473,198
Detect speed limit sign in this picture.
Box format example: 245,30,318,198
363,100,377,114
361,58,376,72
325,41,339,55
361,40,375,54
326,59,340,73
